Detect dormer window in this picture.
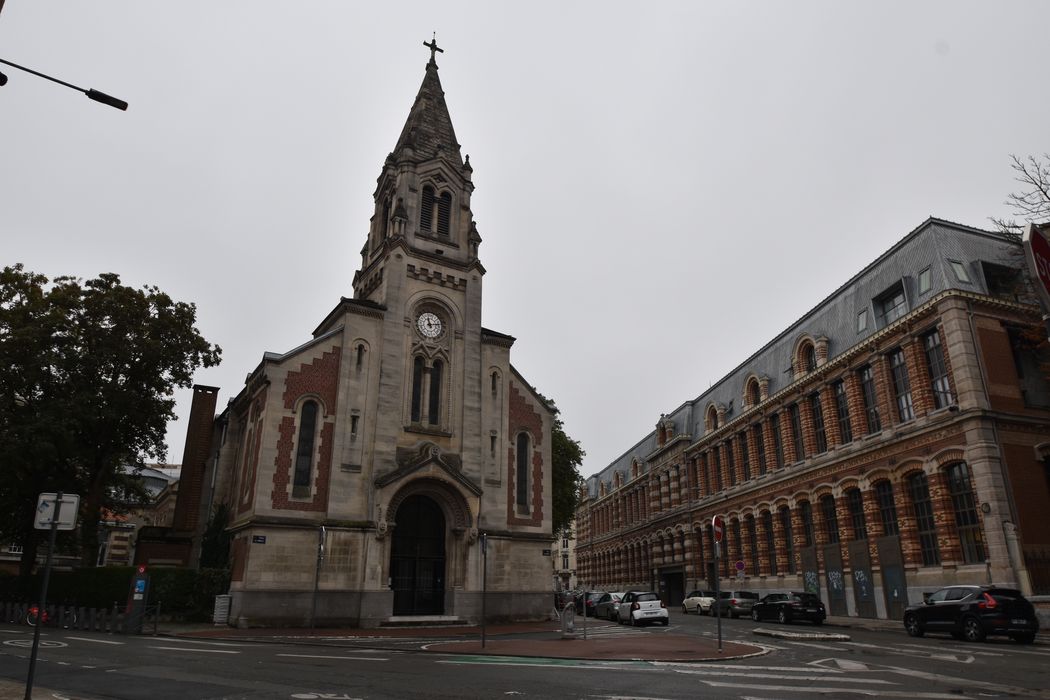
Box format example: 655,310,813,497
949,260,971,283
875,282,908,327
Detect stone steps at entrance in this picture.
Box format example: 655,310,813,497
380,615,470,628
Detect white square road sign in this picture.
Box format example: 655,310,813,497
35,493,80,531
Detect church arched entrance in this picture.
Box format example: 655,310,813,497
391,494,446,615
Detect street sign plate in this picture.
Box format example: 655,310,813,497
712,515,725,542
34,493,79,531
735,560,745,571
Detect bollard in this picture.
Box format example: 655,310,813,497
560,602,576,639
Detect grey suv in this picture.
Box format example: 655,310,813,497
712,590,758,618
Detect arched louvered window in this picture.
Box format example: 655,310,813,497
411,356,424,423
437,192,452,236
801,343,816,372
428,359,443,425
293,401,318,491
516,432,530,508
420,186,435,232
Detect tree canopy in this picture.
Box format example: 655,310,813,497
545,398,585,538
0,265,221,574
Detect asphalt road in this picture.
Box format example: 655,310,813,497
1,611,1049,699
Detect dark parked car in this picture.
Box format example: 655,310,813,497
904,585,1039,643
751,592,826,625
575,590,605,617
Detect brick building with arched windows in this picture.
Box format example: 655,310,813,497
576,218,1050,619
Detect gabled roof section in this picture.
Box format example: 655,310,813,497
391,59,463,166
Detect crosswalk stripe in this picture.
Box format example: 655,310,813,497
673,669,893,684
698,680,964,698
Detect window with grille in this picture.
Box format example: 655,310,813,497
732,519,743,574
859,364,882,433
923,330,953,409
771,413,784,468
833,380,852,443
846,488,867,540
712,447,723,491
889,348,915,422
740,431,751,481
779,506,796,574
726,439,737,486
762,510,777,576
746,515,759,576
753,423,767,475
820,495,840,543
946,463,985,564
875,480,899,535
908,472,940,565
789,403,805,460
800,501,814,547
293,400,318,494
810,392,827,454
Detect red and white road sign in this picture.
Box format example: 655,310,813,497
712,515,725,542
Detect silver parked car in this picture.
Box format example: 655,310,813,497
594,591,626,620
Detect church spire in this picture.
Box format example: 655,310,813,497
390,36,463,166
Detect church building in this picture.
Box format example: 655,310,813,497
177,42,554,628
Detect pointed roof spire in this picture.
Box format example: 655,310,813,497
390,36,462,165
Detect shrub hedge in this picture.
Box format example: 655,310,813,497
0,567,229,620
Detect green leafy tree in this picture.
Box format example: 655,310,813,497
0,265,221,575
548,402,585,538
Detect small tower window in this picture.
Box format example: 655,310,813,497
411,356,424,423
420,186,435,232
428,359,443,425
437,192,452,236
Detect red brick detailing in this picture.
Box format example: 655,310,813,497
507,381,544,527
282,347,342,413
271,418,333,512
237,387,268,516
231,537,248,582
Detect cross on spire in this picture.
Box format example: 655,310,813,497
424,33,444,66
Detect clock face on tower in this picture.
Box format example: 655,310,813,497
416,311,443,339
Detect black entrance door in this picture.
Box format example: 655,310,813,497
391,495,446,615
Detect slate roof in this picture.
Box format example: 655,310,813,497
586,217,1025,497
391,58,463,166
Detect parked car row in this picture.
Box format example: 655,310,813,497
577,583,1041,644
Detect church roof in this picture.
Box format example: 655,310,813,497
390,56,463,165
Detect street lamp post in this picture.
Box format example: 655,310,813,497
0,57,128,110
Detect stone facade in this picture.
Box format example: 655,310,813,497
187,49,553,628
577,219,1050,619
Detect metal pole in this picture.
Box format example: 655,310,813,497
480,533,487,649
309,525,325,629
715,540,722,653
25,492,61,700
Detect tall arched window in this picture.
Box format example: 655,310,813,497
293,400,318,493
411,356,424,423
779,505,796,574
799,500,814,547
428,359,443,425
946,463,985,563
801,342,816,373
908,472,940,565
747,378,761,407
516,432,530,508
874,480,899,535
820,495,840,543
762,510,777,576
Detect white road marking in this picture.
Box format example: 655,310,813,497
697,680,965,698
673,668,892,684
147,646,239,654
277,653,389,661
148,637,252,647
63,636,124,645
783,640,846,650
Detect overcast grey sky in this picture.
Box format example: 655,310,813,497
3,2,1048,479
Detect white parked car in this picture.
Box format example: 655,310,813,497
617,591,669,626
682,589,717,615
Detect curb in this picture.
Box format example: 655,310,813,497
752,627,851,641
